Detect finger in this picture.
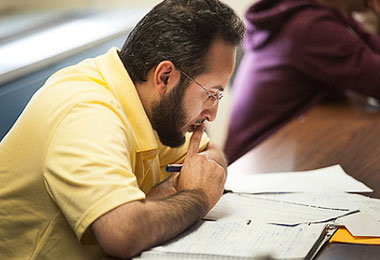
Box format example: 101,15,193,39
171,172,180,191
187,124,205,157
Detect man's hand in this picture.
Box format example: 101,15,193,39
173,125,226,212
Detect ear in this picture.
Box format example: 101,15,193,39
154,61,180,94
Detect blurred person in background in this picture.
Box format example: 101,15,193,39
224,0,380,164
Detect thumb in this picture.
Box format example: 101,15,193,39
171,172,180,191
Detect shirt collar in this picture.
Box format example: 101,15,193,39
97,47,158,153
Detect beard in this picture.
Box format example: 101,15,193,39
151,79,188,147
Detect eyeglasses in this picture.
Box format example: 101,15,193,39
178,69,224,107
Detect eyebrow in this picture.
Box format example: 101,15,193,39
212,85,225,92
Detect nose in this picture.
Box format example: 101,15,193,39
203,103,219,122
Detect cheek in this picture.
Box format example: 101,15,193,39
182,93,204,122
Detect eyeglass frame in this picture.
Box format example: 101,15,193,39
177,69,224,107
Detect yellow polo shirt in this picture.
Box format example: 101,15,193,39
0,48,209,259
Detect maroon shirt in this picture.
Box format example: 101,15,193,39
224,0,380,164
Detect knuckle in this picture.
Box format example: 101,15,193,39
198,155,209,163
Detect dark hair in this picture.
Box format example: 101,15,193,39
119,0,245,84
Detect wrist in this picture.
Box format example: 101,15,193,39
147,175,177,199
177,189,210,217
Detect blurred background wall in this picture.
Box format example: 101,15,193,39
0,0,253,18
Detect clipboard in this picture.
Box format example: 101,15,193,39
306,224,338,260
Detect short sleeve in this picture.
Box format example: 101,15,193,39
43,100,146,243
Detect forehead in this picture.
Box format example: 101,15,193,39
201,38,236,89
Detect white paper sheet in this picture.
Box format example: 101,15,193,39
338,197,380,237
360,197,380,223
205,193,359,225
140,221,327,260
254,192,367,210
225,165,373,193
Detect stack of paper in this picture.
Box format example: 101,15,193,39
137,221,332,260
137,165,380,259
332,197,380,244
222,164,380,244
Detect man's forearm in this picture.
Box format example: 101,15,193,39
146,174,177,199
92,189,208,259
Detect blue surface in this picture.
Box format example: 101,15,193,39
0,35,127,141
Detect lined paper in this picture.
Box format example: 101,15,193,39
139,221,327,259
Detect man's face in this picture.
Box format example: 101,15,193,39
152,38,236,148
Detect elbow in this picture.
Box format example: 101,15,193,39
90,200,156,258
101,238,143,259
94,228,145,259
91,218,147,259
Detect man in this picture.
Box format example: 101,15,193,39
224,0,380,164
0,0,245,259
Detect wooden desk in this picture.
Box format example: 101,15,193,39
228,100,380,260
